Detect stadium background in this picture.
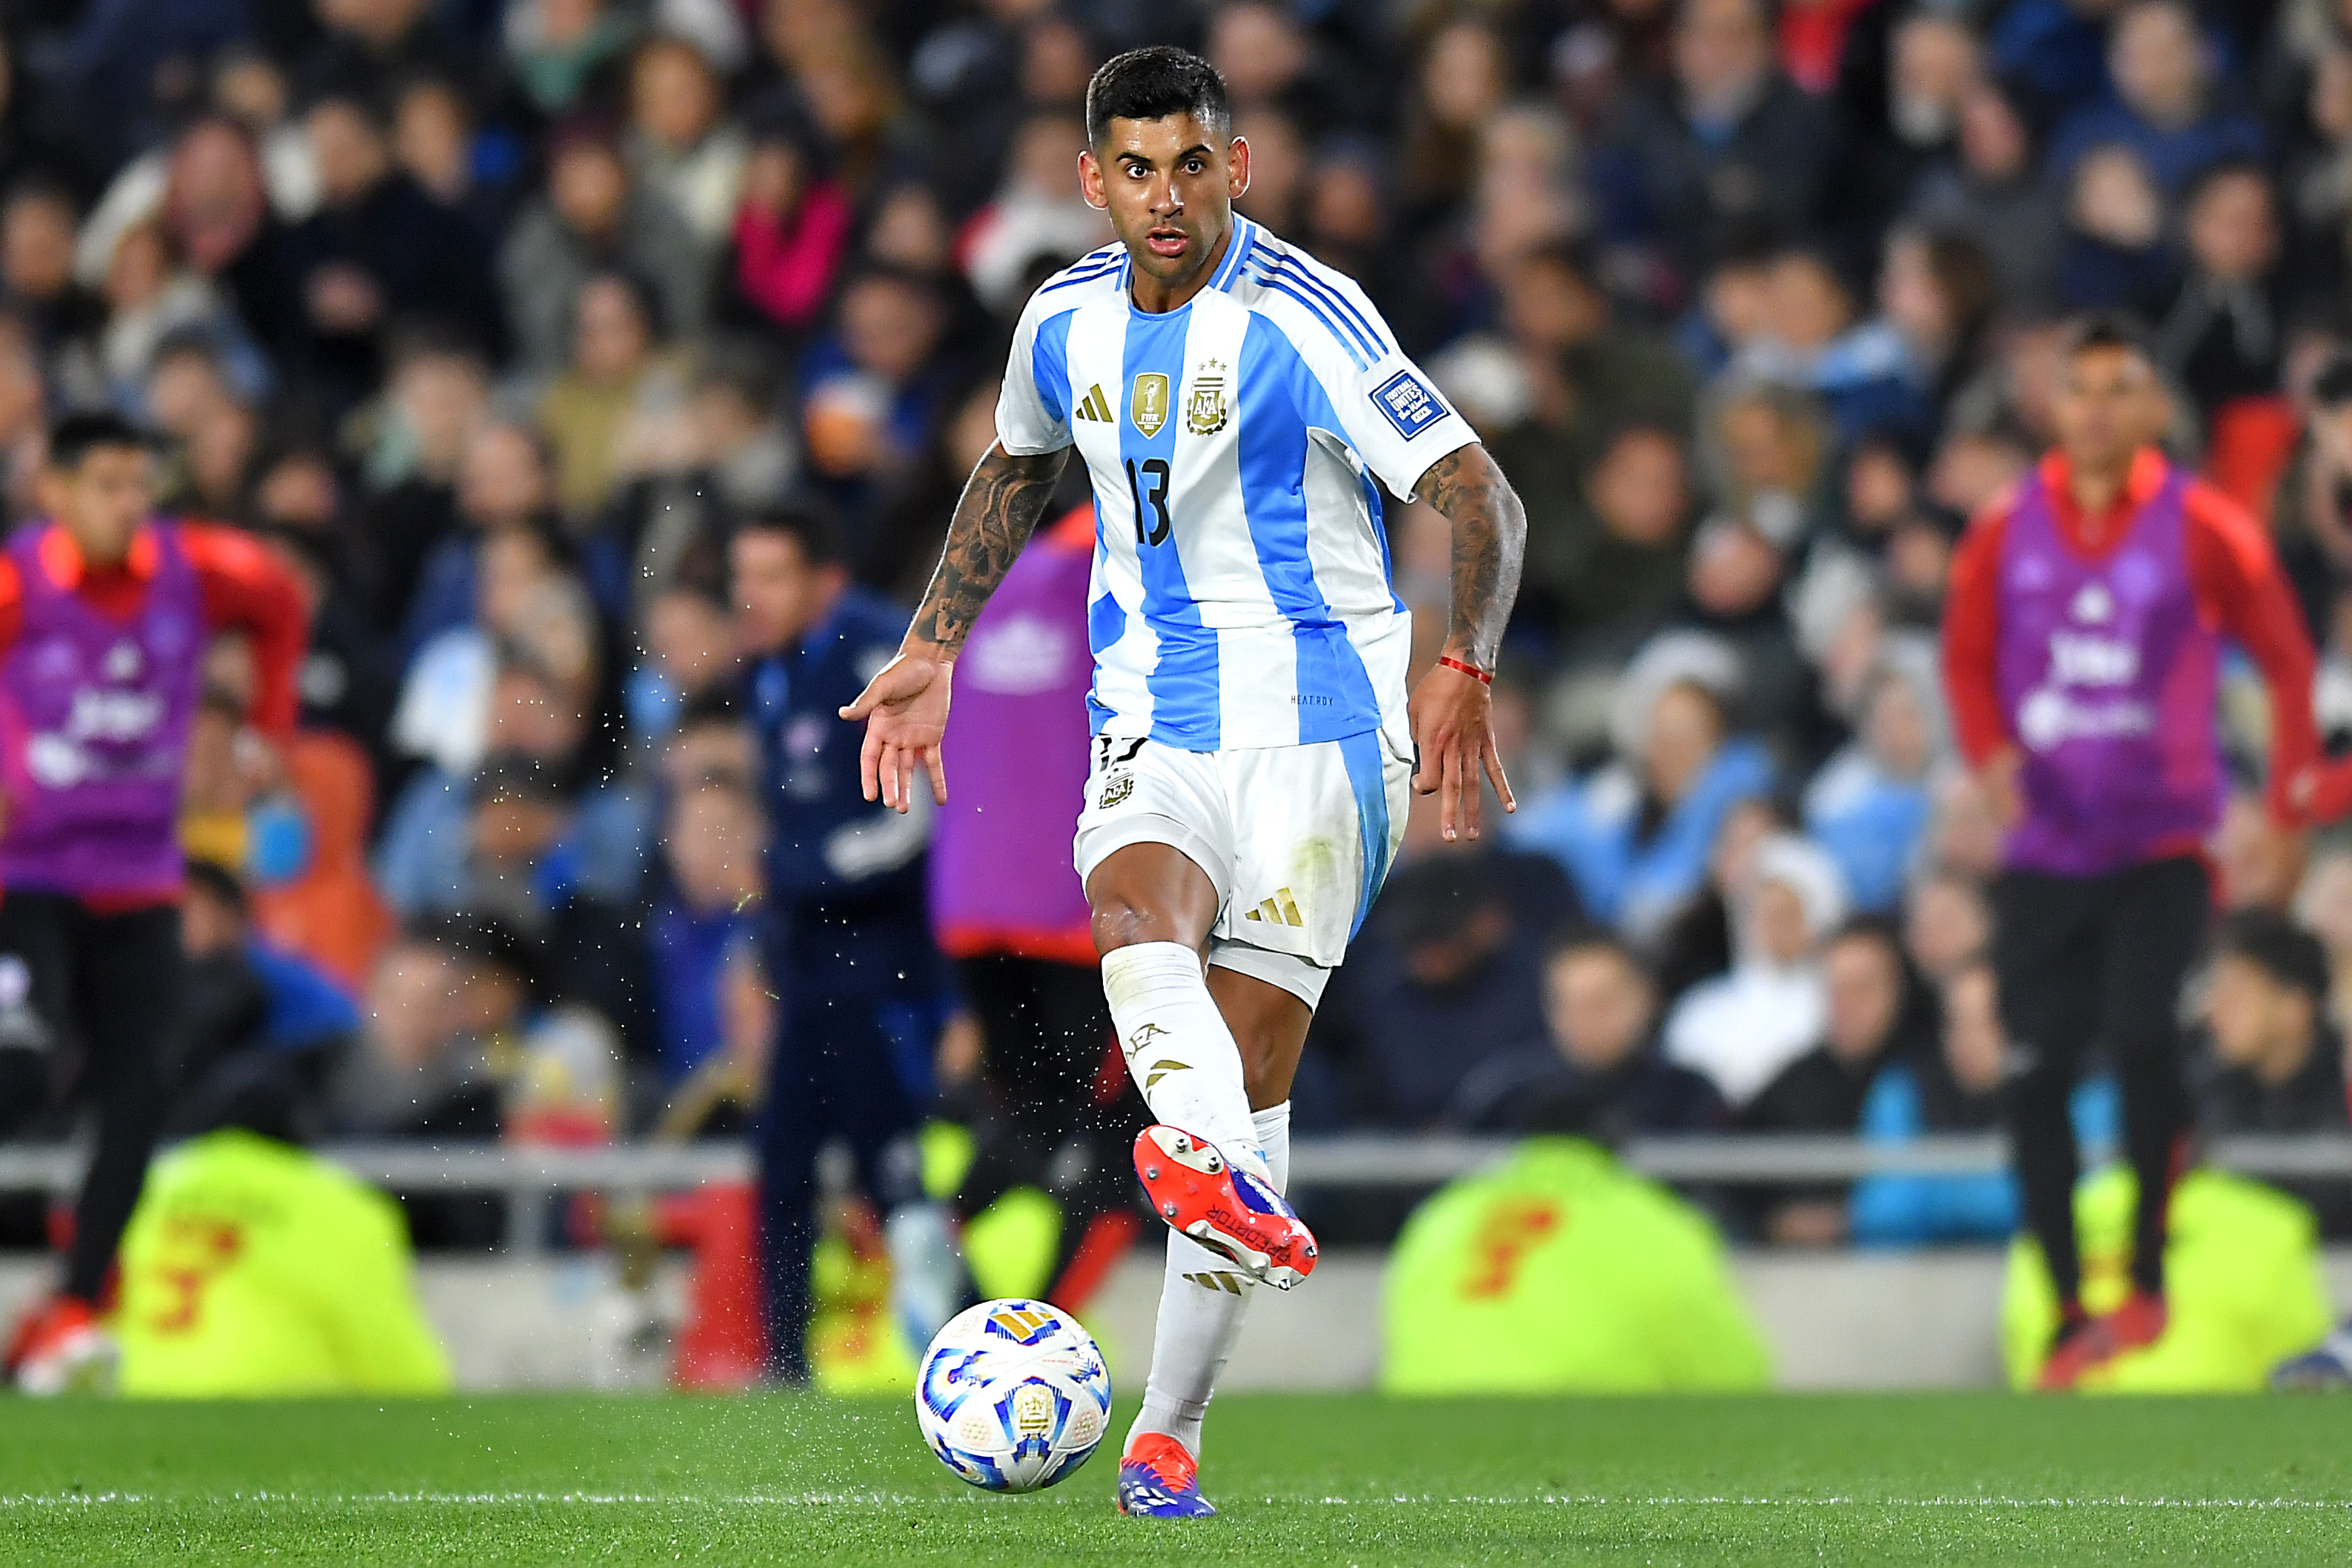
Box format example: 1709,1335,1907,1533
3,0,2352,1400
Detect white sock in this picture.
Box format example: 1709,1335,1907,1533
1127,1102,1292,1461
1100,943,1262,1172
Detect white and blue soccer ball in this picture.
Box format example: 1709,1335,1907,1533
915,1298,1113,1493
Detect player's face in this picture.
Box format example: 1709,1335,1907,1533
2050,345,2159,476
40,445,152,565
1079,114,1250,300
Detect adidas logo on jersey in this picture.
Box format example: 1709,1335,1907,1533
1074,383,1113,422
1241,888,1305,927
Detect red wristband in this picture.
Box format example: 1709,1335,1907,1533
1437,654,1492,685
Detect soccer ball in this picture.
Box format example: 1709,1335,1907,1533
914,1298,1113,1493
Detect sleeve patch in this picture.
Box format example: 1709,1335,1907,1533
1371,369,1444,439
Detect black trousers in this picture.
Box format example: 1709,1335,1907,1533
0,893,186,1303
951,954,1144,1291
758,906,936,1385
1991,856,2209,1309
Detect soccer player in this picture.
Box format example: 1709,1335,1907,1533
844,49,1524,1514
0,411,306,1394
1941,316,2336,1389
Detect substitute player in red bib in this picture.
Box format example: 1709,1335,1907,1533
1942,316,2342,1389
0,412,305,1393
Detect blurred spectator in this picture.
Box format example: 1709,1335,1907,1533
1512,640,1774,940
2156,164,2286,424
2192,908,2352,1233
2047,0,2263,197
506,0,637,117
1738,916,1924,1243
1314,849,1575,1129
2057,143,2181,316
1595,0,1831,294
1527,422,1695,658
1904,866,1992,986
536,268,692,522
1803,658,1941,912
1909,76,2064,316
1451,928,1726,1138
646,775,768,1092
1664,833,1849,1107
723,113,853,343
279,90,502,415
1850,960,2026,1246
497,123,707,377
626,33,748,248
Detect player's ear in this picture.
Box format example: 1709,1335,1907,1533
1227,133,1250,202
1078,149,1108,211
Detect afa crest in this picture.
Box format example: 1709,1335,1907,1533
1098,770,1136,808
1186,360,1229,435
1130,373,1169,437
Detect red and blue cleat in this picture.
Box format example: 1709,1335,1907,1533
1132,1125,1317,1290
1116,1432,1216,1518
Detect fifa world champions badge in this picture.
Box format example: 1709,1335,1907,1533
1130,373,1169,437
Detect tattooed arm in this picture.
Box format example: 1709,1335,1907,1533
841,442,1070,810
1408,442,1527,842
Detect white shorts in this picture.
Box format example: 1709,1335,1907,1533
1073,729,1413,1009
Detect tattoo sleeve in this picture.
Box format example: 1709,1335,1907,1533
907,443,1070,652
1417,443,1526,668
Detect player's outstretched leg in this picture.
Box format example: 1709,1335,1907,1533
1119,1103,1293,1520
1100,943,1314,1285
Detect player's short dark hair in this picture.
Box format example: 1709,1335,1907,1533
2214,909,2331,1005
1084,47,1230,149
2062,310,2155,365
47,411,150,471
735,503,844,568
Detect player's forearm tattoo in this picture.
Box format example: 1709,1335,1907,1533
909,444,1069,651
1420,444,1526,669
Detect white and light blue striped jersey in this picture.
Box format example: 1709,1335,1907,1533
994,217,1476,752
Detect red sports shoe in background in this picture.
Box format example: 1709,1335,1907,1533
2035,1291,2167,1391
1132,1125,1316,1291
4,1295,116,1395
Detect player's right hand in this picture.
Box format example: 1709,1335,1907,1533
841,646,953,811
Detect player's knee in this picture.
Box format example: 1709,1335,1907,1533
1089,896,1193,956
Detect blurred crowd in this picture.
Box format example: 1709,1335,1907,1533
1,0,2351,1250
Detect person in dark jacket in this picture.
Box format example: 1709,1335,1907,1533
279,90,504,417
733,505,965,1384
1740,917,1929,1243
1451,928,1726,1141
2192,908,2352,1236
1591,0,1833,297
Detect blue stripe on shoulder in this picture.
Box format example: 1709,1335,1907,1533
1234,313,1382,745
1210,219,1256,290
1122,309,1219,749
1245,268,1372,370
1277,253,1391,358
1041,253,1123,293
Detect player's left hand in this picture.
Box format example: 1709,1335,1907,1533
841,645,953,811
1409,656,1514,843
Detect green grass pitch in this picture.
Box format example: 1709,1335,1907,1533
4,1393,2352,1565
